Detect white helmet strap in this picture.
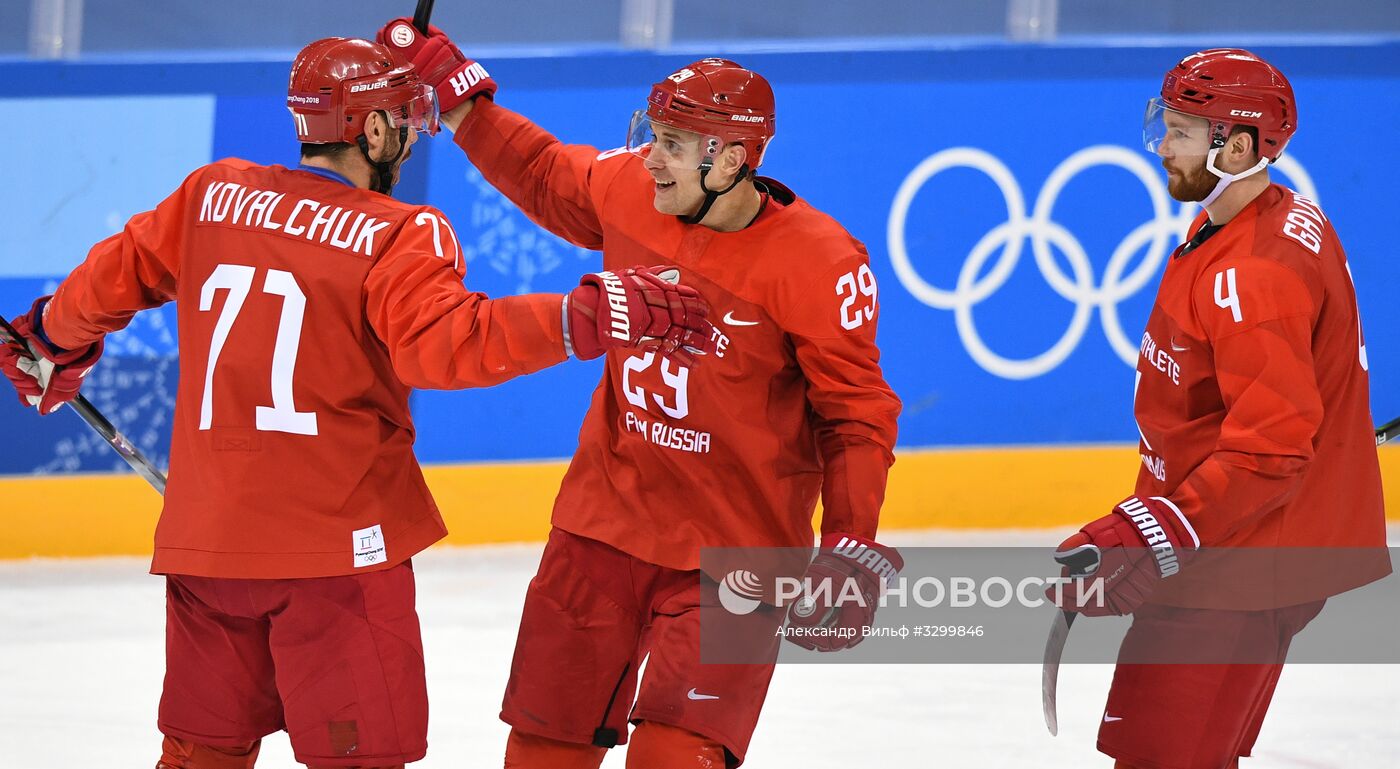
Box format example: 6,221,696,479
1198,148,1271,210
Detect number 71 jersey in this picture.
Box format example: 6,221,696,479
44,159,567,578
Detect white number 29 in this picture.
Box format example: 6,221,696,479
837,264,878,330
199,263,318,436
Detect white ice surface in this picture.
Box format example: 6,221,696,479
2,528,1397,768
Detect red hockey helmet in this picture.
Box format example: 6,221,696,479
287,37,439,145
1144,48,1296,161
626,58,776,171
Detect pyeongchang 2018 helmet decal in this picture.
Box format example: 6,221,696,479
886,145,1316,380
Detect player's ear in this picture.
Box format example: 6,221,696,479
717,143,748,181
363,111,390,157
1224,126,1259,170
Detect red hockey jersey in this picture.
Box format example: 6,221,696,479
1133,184,1388,606
455,100,901,572
44,159,567,578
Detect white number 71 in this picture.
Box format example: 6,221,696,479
199,264,318,436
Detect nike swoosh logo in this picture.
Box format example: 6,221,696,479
722,311,759,327
1103,714,1123,723
1170,337,1190,352
687,688,720,701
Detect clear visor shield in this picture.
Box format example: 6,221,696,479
386,84,441,136
626,109,719,171
1143,97,1212,159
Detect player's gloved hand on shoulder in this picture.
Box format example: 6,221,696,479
376,18,497,113
784,533,903,652
565,266,716,366
0,296,103,415
1049,495,1199,617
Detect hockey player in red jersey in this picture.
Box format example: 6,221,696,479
0,37,714,769
1049,49,1389,768
375,19,903,768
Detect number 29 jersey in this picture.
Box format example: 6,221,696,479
43,159,568,578
456,101,903,572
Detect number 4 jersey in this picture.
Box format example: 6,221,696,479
1133,183,1388,605
455,100,902,572
42,159,568,578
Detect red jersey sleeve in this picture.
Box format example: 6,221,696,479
781,248,902,538
364,207,567,389
1174,255,1323,543
453,99,610,249
43,169,195,348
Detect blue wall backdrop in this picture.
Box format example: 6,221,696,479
2,40,1398,474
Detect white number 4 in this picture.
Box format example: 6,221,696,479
837,264,877,330
1214,267,1242,324
199,263,318,436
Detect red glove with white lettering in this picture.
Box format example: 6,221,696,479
565,266,716,366
0,297,103,415
784,533,903,652
376,18,497,113
1049,495,1199,616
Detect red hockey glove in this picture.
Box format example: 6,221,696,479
784,533,903,652
1050,495,1199,616
0,297,103,415
376,18,497,114
565,266,716,366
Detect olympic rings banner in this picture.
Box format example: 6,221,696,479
0,41,1397,474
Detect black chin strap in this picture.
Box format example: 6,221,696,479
682,163,750,225
356,125,409,196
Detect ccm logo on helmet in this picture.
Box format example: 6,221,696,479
730,115,765,123
350,80,390,94
1230,109,1264,118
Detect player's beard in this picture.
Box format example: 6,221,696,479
1163,157,1218,203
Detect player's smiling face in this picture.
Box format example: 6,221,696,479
642,122,709,215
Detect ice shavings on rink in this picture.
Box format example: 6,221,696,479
2,529,1397,768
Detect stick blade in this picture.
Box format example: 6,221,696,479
1041,609,1076,736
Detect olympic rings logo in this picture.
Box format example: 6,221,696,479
887,145,1317,380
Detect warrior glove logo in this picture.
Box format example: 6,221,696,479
1118,497,1180,577
831,536,900,587
598,271,632,341
449,63,491,97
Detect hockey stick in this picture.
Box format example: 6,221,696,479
1043,414,1400,735
1041,546,1099,736
0,316,167,495
412,0,436,33
1377,415,1400,447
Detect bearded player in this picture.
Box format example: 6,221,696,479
375,19,904,769
0,37,713,769
1049,49,1389,768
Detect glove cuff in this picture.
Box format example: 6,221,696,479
817,532,903,586
1112,495,1199,578
13,296,100,365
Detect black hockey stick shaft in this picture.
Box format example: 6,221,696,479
412,0,436,33
0,315,167,495
1377,415,1400,447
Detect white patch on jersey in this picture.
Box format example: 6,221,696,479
353,524,387,568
